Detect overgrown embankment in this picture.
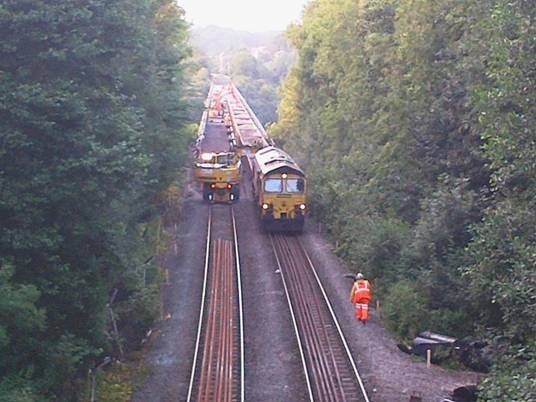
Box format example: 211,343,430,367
271,1,535,399
0,1,195,400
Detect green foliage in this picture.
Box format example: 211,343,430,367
463,0,536,344
191,26,295,125
478,341,536,402
230,45,293,124
0,262,45,375
0,375,40,402
274,0,535,396
95,363,134,402
234,75,279,124
116,283,160,345
463,200,536,339
383,280,428,340
0,0,191,399
231,50,262,78
42,334,100,397
92,357,152,402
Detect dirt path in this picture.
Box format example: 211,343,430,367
132,194,208,402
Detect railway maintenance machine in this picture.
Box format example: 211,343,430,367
194,83,241,203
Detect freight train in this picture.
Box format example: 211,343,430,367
194,77,307,231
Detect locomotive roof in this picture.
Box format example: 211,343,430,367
254,146,304,176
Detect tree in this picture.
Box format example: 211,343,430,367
273,0,535,396
0,0,191,398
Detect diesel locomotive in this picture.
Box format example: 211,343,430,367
252,146,307,232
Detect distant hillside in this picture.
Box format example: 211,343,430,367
191,25,284,57
190,25,295,125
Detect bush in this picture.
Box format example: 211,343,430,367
0,376,40,402
478,342,536,402
383,280,428,340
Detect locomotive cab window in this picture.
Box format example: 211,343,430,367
286,179,304,193
264,179,283,192
216,153,231,166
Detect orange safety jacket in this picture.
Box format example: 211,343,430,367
350,279,371,304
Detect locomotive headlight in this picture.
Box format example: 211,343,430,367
210,183,216,189
299,203,306,210
201,152,214,162
281,173,288,179
262,203,270,210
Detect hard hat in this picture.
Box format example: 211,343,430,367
356,272,364,279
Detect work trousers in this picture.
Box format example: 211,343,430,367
355,301,369,321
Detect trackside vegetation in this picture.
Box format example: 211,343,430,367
271,0,535,399
0,0,192,400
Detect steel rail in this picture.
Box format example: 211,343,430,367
187,206,243,402
276,237,337,400
290,240,347,401
231,207,245,402
300,237,370,402
198,238,220,400
274,235,337,400
187,206,213,402
270,234,371,402
270,235,315,402
198,239,235,401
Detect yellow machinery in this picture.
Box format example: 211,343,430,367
194,82,241,203
194,151,241,202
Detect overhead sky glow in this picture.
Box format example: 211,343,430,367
178,0,311,32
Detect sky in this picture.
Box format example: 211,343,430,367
178,0,311,32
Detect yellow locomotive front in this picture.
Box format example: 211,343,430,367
193,81,241,203
194,151,241,202
253,147,307,232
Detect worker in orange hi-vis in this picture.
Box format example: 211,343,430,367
214,95,223,117
350,273,372,324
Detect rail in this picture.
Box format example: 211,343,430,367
270,234,370,402
187,206,244,402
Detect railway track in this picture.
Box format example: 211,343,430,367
271,234,371,402
187,206,244,402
